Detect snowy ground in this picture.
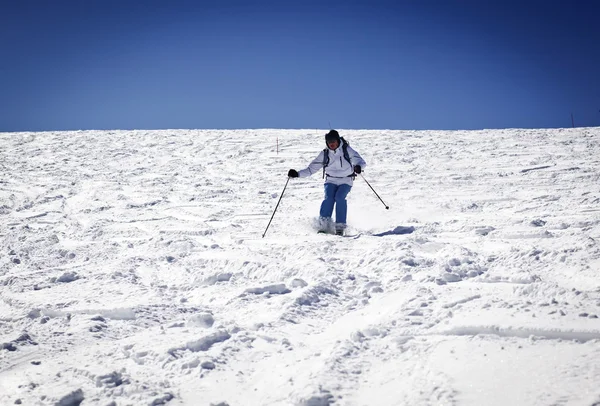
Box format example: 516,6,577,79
1,128,600,406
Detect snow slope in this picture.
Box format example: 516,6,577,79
1,128,600,406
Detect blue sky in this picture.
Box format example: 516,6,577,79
1,0,599,131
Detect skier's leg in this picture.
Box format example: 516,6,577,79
319,183,337,219
334,184,352,226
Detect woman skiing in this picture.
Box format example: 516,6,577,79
287,130,366,235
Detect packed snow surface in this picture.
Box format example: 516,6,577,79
1,128,600,405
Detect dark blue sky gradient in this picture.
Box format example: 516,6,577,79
2,0,599,131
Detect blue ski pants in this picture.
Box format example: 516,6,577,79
319,183,352,224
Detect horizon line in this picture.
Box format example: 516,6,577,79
2,125,597,134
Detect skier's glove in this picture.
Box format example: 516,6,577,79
288,169,299,178
353,165,362,174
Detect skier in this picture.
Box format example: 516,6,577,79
287,130,366,235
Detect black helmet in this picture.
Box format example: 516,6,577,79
325,130,340,145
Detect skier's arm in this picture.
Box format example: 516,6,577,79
297,150,326,178
347,146,366,170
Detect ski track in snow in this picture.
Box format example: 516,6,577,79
1,128,600,405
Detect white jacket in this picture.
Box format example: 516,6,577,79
298,142,367,186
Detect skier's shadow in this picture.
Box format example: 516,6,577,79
372,226,415,237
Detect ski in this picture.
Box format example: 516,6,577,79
317,231,362,238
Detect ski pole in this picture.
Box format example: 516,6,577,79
360,174,389,209
262,177,291,238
